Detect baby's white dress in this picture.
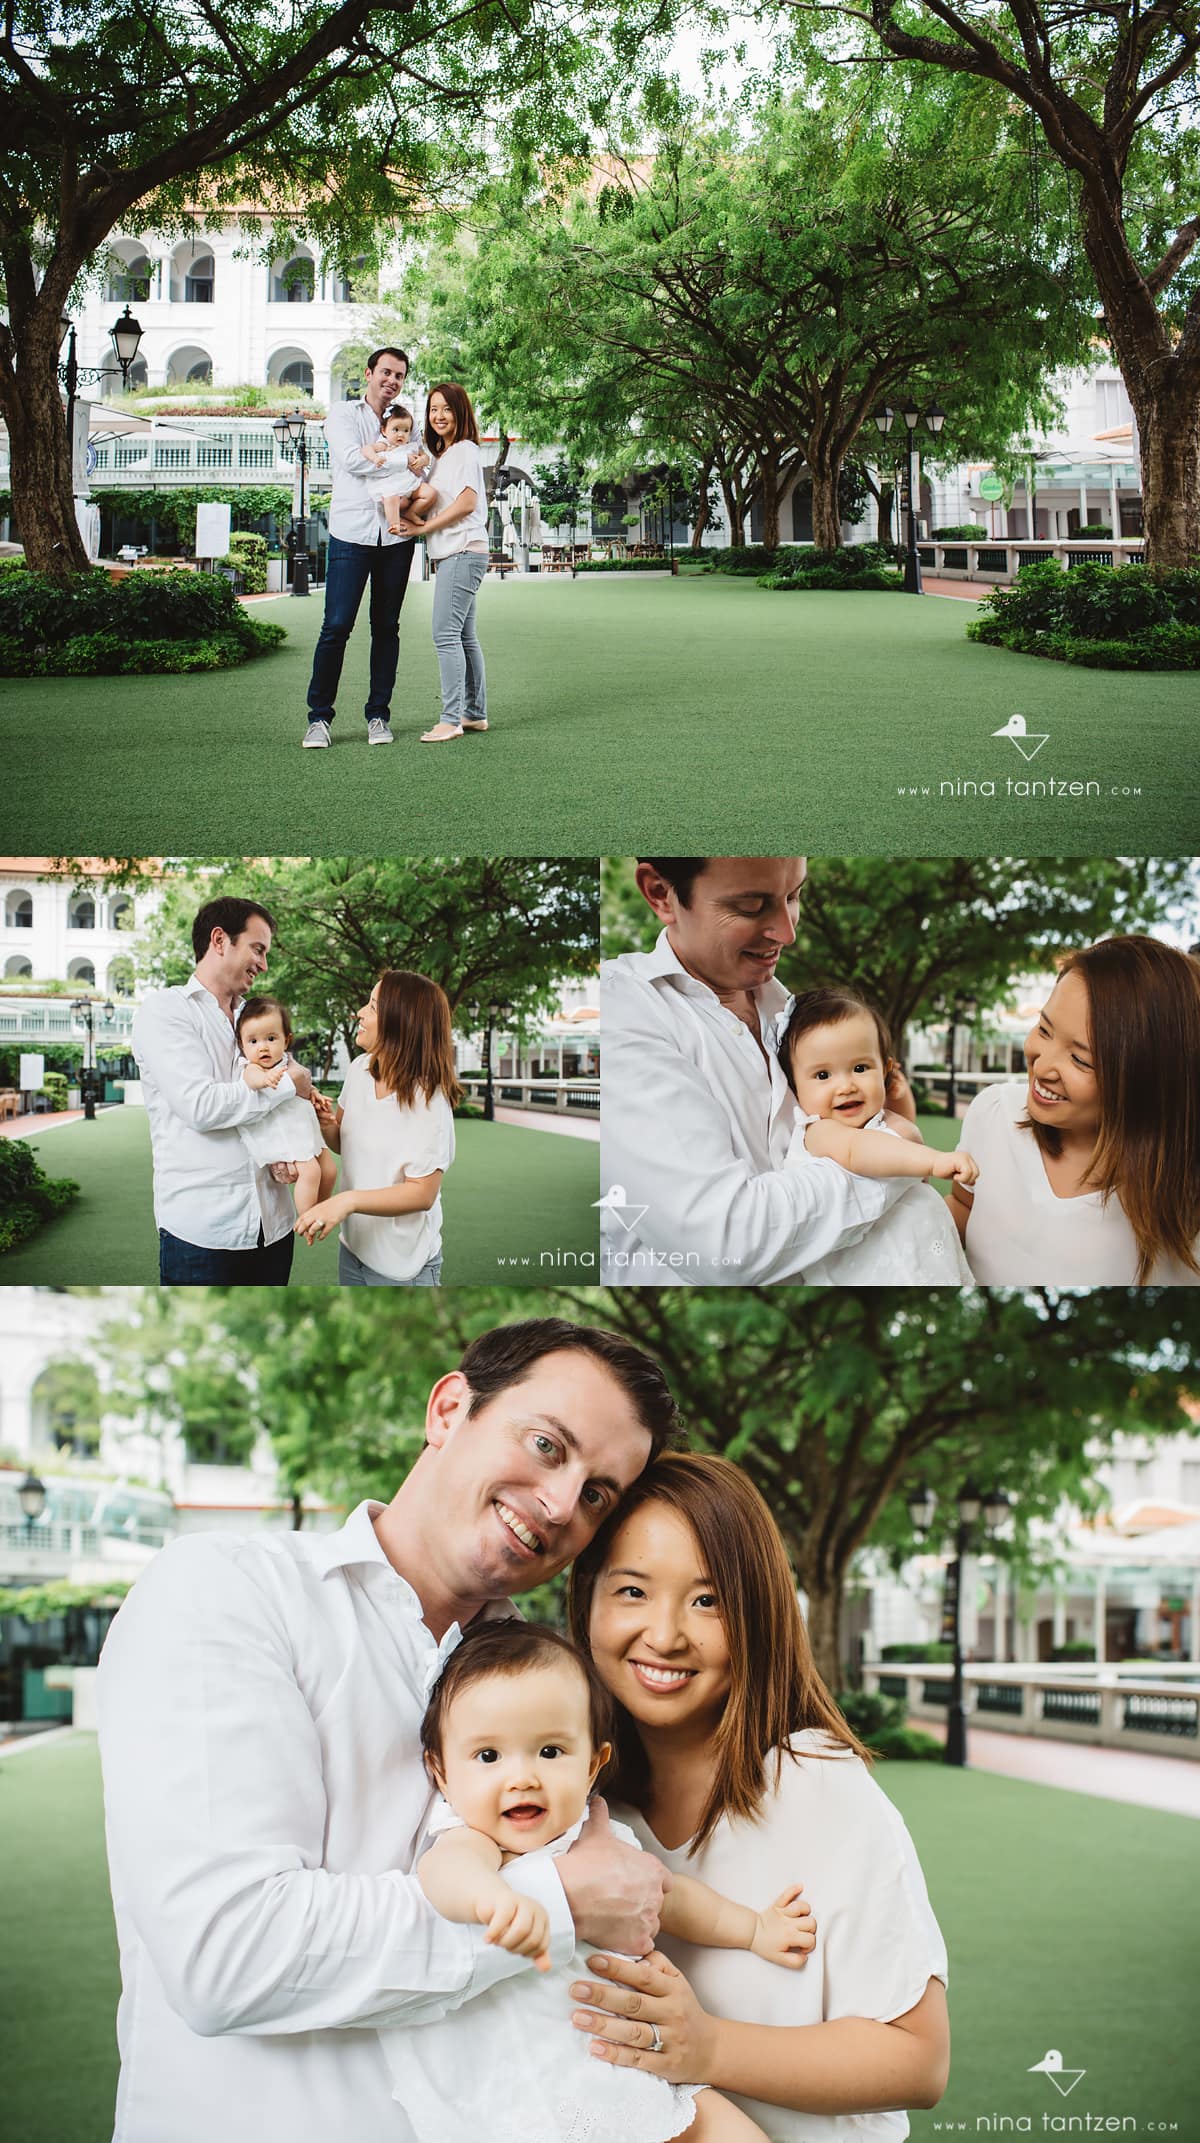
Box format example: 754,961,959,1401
785,1110,973,1283
236,1089,324,1166
367,446,424,516
379,1802,700,2143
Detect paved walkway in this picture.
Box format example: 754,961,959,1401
921,575,985,602
0,1107,86,1138
493,1105,599,1141
915,1718,1200,1817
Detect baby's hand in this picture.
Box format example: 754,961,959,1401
750,1883,816,1970
243,1061,286,1090
929,1148,979,1187
482,1890,551,1972
312,1090,337,1124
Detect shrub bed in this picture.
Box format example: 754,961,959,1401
572,557,671,573
836,1687,942,1761
220,531,268,594
0,565,287,676
931,523,986,539
0,1138,80,1256
710,544,779,575
967,558,1200,669
759,542,904,592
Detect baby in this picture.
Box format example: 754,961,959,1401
778,987,978,1283
361,400,438,535
377,1620,811,2143
235,995,337,1215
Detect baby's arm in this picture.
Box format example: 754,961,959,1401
241,1060,287,1090
661,1872,815,1970
804,1118,979,1187
418,1828,551,1971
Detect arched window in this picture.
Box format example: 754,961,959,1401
271,249,315,304
67,958,96,985
32,1359,104,1458
109,895,134,930
170,239,217,304
4,889,33,927
108,956,136,998
165,346,213,386
107,246,153,304
68,894,96,930
4,955,33,978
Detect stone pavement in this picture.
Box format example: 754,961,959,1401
493,1104,599,1141
915,1718,1200,1818
0,1107,85,1138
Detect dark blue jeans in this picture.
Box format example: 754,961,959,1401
306,534,415,726
159,1227,295,1287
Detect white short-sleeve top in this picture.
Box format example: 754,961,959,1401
426,437,489,560
337,1055,455,1280
622,1732,947,2143
956,1080,1199,1285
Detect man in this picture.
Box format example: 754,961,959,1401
97,1318,676,2143
302,345,428,750
131,895,313,1285
600,856,908,1286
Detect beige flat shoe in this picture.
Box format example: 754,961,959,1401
420,723,465,742
461,718,489,731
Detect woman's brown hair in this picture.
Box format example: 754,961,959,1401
568,1453,867,1853
424,382,480,456
369,970,464,1110
1021,935,1200,1282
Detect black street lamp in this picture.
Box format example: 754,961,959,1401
481,1002,513,1122
907,1479,1009,1767
18,1469,47,1532
71,995,116,1118
873,398,946,594
273,407,312,597
59,309,145,475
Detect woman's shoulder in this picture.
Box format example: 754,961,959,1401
768,1733,909,1830
960,1079,1024,1139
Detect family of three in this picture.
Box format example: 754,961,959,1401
600,856,1200,1287
131,895,460,1286
301,345,491,750
97,1315,949,2143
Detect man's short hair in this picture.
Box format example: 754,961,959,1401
366,346,410,376
637,858,708,907
459,1318,681,1460
191,897,277,963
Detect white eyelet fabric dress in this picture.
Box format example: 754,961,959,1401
784,1109,973,1283
379,1803,701,2143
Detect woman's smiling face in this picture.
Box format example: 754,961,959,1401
1025,968,1100,1139
587,1502,731,1738
356,983,380,1053
427,391,457,443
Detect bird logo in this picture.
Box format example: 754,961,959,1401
992,713,1050,761
592,1184,649,1232
1028,2049,1087,2097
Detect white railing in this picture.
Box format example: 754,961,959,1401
916,538,1144,584
0,1004,135,1041
863,1661,1200,1758
459,1077,600,1115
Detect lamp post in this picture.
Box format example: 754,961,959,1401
59,309,145,477
18,1469,47,1534
481,1001,513,1122
273,407,311,596
907,1480,1009,1767
873,398,946,595
945,993,977,1119
71,996,116,1118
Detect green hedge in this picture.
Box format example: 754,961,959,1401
879,1641,954,1663
836,1687,942,1761
710,544,779,575
0,1139,80,1256
931,524,986,539
967,558,1200,669
220,531,268,594
91,485,294,550
571,558,671,573
760,543,904,592
0,565,286,676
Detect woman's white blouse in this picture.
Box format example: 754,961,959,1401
956,1080,1199,1285
425,438,489,560
337,1056,455,1280
623,1732,947,2142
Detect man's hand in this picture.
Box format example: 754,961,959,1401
884,1064,918,1121
483,1889,551,1973
312,1091,337,1126
268,1161,300,1184
749,1883,817,1970
929,1148,979,1187
557,1798,668,1956
286,1059,313,1100
243,1062,286,1090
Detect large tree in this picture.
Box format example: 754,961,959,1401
601,855,1200,1041
92,1284,1200,1684
92,855,598,1069
789,0,1200,568
0,0,671,574
415,70,1090,545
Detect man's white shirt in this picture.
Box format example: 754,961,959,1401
326,400,425,546
96,1503,574,2143
131,974,298,1249
600,929,895,1285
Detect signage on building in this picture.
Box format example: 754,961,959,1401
19,1053,45,1090
195,500,232,560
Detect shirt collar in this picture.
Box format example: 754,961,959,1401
643,927,792,1017
184,971,243,1017
311,1498,520,1632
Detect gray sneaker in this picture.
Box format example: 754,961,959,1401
367,718,395,745
302,719,331,749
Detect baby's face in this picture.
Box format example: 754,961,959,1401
383,415,413,448
239,1011,289,1069
433,1659,608,1855
787,1010,887,1125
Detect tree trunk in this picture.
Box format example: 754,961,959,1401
720,474,743,544
758,457,781,549
1128,373,1200,569
691,456,713,550
2,316,91,576
800,1580,844,1694
809,453,845,551
877,482,895,545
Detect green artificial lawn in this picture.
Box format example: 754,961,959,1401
4,576,1196,852
0,1106,598,1284
5,1734,1196,2143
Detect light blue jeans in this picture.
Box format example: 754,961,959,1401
338,1241,443,1287
431,550,488,727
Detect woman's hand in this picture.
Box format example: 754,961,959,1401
569,1949,720,2086
311,1090,337,1125
294,1191,354,1244
750,1883,817,1969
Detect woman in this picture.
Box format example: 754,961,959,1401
949,935,1200,1284
296,969,460,1285
567,1454,949,2140
407,382,490,743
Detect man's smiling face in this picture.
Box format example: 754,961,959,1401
423,1351,653,1604
652,858,806,1001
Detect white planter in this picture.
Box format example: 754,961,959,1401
266,557,286,592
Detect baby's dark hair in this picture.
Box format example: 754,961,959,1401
778,987,894,1094
382,401,414,428
421,1621,614,1773
236,993,293,1044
